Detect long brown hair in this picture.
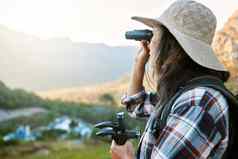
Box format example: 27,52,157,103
145,26,230,105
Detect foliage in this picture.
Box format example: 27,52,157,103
0,80,145,139
99,93,117,106
0,81,44,109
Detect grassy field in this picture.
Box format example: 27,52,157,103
0,140,112,159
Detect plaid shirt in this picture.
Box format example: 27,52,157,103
121,86,229,159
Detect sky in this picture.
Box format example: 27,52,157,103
0,0,237,46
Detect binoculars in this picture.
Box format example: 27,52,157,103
125,29,153,41
94,112,140,145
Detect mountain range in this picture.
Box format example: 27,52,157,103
1,9,238,93
0,25,137,91
38,10,238,103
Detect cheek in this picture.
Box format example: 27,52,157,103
149,43,159,56
150,49,156,57
149,42,156,55
149,37,161,54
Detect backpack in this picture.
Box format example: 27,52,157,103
156,75,238,159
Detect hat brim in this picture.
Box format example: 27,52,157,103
131,16,228,72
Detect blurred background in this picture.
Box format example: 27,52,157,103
0,0,237,159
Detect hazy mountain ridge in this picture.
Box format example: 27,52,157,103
39,10,238,103
2,8,238,96
0,25,137,91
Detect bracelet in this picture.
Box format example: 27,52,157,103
120,88,147,112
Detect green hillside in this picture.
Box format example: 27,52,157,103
0,78,237,159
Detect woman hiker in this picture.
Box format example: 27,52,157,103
110,0,231,158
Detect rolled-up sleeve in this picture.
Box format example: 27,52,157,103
121,89,159,119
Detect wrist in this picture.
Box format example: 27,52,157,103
135,51,149,64
134,57,148,68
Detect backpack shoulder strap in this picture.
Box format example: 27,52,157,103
158,75,237,159
159,75,237,129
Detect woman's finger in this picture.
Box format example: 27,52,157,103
110,140,117,149
140,40,149,48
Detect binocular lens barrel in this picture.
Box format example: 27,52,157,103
125,29,153,41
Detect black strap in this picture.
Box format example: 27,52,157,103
157,75,237,159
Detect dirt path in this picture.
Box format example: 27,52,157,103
0,107,47,122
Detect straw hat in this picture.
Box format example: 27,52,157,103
132,0,228,72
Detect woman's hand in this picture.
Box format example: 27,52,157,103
127,40,150,96
135,26,164,65
110,140,135,159
135,40,150,65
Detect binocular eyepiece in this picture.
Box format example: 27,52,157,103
125,29,153,41
94,112,140,145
